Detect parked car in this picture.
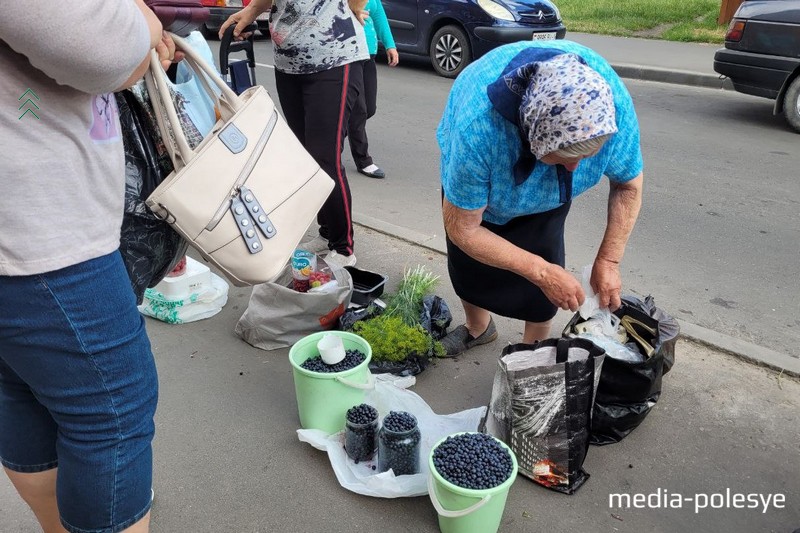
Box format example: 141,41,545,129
382,0,566,78
200,0,269,38
713,0,800,132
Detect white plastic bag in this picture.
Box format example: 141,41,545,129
572,265,641,362
297,375,486,498
173,31,220,136
575,333,644,363
138,272,228,324
576,265,623,336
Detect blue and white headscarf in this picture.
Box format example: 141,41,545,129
520,53,617,159
487,49,617,187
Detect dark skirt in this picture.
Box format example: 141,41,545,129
446,202,571,323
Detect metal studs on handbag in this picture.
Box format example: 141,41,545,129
229,186,277,254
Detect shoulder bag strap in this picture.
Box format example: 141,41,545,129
143,32,245,170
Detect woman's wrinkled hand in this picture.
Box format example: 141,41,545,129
590,257,623,310
536,263,585,312
156,32,185,70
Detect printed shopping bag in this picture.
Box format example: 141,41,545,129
482,338,605,494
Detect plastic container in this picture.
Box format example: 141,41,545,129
378,413,421,476
317,333,346,365
288,331,375,434
345,416,378,463
292,249,317,293
149,256,211,301
344,266,388,306
427,433,518,533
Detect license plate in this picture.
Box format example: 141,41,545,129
532,32,556,41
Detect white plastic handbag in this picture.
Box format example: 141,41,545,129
144,33,334,286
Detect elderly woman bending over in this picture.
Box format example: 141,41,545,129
437,40,644,356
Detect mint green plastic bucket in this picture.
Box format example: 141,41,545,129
428,433,519,533
289,331,374,435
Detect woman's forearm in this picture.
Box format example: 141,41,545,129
135,0,164,48
596,174,643,264
443,201,548,284
247,0,273,14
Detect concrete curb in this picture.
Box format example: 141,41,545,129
676,320,800,377
610,63,735,90
353,214,799,377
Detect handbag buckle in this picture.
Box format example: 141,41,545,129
229,187,276,254
239,186,276,239
151,203,176,224
230,196,263,254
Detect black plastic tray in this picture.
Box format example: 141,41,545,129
344,266,388,306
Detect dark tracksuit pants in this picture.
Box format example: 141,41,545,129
275,61,364,256
347,56,377,169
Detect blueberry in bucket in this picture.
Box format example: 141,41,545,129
300,349,366,373
432,433,514,490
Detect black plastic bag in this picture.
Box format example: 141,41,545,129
116,91,187,304
482,338,606,494
419,295,452,341
338,304,383,332
564,294,679,445
368,353,429,377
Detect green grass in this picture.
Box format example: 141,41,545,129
558,0,728,43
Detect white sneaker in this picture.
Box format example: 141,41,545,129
298,235,329,254
324,250,357,268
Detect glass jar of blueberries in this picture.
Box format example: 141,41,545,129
345,404,378,463
378,411,421,476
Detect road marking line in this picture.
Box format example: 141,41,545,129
256,63,275,69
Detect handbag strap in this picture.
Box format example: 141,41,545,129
144,32,243,170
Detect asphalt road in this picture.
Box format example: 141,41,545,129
214,42,800,359
5,229,799,533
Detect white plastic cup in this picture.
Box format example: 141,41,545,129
317,333,346,366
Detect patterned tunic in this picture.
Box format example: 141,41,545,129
270,0,369,74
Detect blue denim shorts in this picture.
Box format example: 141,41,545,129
0,251,158,533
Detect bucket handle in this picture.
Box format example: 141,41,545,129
427,475,492,518
335,372,376,390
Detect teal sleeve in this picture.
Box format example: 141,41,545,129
370,0,396,50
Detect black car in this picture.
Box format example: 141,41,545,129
713,0,800,132
383,0,566,78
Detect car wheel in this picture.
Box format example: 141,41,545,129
783,76,800,133
430,25,471,79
